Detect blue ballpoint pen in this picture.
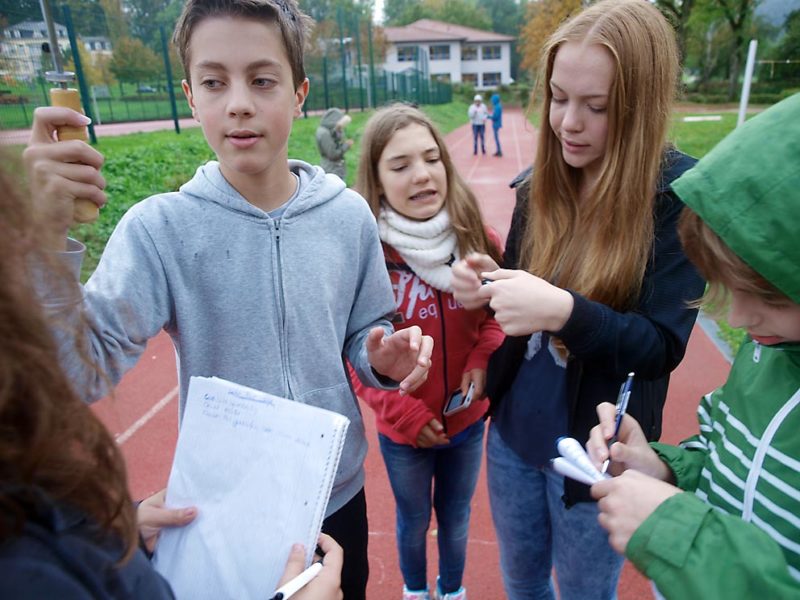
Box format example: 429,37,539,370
601,372,635,473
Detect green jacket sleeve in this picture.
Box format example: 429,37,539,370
627,492,799,599
650,440,706,490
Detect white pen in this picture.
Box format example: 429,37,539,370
269,561,323,600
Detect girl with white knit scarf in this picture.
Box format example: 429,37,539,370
351,104,504,600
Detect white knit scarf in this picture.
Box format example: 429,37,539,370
377,205,458,292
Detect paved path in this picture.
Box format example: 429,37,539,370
87,107,732,599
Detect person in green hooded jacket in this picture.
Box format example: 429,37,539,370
315,107,353,181
587,92,800,597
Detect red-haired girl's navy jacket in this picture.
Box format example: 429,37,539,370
488,149,706,505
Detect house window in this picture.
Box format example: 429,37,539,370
462,73,478,85
397,46,418,62
482,72,501,87
432,73,451,83
482,45,501,60
429,45,450,61
461,45,477,61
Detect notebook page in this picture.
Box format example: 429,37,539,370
152,376,349,600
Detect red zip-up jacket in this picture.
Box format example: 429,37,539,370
352,234,505,446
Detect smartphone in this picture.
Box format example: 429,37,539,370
443,382,475,416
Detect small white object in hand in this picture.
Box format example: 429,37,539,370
551,437,610,486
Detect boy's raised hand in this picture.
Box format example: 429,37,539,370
586,402,673,480
451,253,499,310
277,534,343,600
591,470,682,554
366,326,433,395
22,107,107,251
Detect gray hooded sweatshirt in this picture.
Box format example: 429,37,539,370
54,160,397,514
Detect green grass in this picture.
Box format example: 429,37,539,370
669,112,742,157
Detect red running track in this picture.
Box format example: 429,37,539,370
91,107,732,599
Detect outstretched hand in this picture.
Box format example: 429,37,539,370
22,106,107,250
591,470,681,554
137,489,198,553
276,534,343,600
366,326,433,395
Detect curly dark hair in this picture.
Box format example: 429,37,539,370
0,154,137,561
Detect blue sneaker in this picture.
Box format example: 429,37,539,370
403,585,430,600
432,577,467,600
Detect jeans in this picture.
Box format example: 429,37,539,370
487,424,623,600
472,124,486,154
493,127,502,155
379,421,484,594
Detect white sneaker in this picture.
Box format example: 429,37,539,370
402,585,431,600
432,577,467,600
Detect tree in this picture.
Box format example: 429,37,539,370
0,0,42,25
655,0,696,61
64,37,104,85
99,0,128,42
383,0,417,25
477,0,525,79
109,36,160,86
775,9,800,61
518,0,581,77
383,0,491,30
714,0,761,99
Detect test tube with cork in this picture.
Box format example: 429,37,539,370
40,0,99,224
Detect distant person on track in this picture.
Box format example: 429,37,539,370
587,92,800,598
489,94,503,157
450,0,705,598
0,154,344,598
22,1,433,597
467,94,488,156
353,103,505,600
316,107,353,182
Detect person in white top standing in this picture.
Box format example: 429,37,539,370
467,94,489,156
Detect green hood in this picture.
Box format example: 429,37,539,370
671,93,800,304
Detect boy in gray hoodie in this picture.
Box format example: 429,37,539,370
23,1,433,598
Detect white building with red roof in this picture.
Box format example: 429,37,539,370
382,19,514,90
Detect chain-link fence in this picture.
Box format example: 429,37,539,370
0,4,451,131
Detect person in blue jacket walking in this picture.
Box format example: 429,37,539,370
489,94,503,157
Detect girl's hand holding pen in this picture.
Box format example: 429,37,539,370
586,402,674,481
275,534,343,600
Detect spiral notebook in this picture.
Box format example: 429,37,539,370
152,376,350,600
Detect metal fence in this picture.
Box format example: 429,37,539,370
0,4,451,131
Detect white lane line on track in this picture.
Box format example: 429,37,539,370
512,112,525,174
116,386,178,445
